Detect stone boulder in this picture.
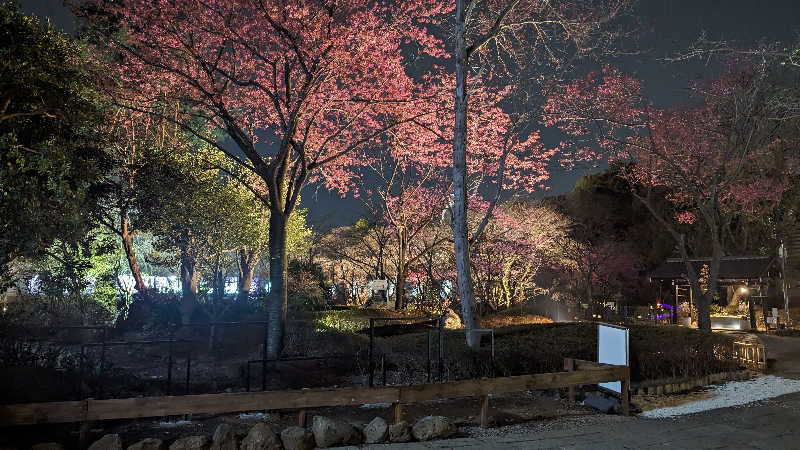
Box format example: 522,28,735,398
411,416,456,441
127,438,164,450
169,436,209,450
363,417,388,444
442,309,462,329
89,434,122,450
311,415,362,448
210,424,237,450
241,422,281,450
388,421,412,443
280,426,314,450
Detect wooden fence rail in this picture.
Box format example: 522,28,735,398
733,341,767,371
0,358,629,429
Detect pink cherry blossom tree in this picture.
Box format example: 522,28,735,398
86,0,455,357
449,0,633,347
544,63,797,330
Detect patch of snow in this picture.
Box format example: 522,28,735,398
157,420,192,428
239,412,270,420
642,375,800,419
361,402,392,409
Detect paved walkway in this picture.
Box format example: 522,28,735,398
361,391,800,449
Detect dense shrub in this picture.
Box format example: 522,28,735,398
287,261,331,312
374,323,740,383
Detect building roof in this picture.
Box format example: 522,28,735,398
651,256,776,281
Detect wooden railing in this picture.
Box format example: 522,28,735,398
733,341,767,371
0,358,629,429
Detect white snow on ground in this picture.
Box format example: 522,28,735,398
156,420,192,427
361,402,392,409
642,375,800,418
238,412,270,420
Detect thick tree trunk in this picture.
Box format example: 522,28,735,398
453,0,478,349
395,228,407,310
237,248,258,303
395,264,407,311
120,214,148,300
179,253,198,324
692,204,723,332
266,209,288,359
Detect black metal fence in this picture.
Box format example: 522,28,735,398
0,318,497,403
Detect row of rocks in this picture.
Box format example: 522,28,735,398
32,415,456,450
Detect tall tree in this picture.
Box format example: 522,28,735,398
86,0,451,357
544,64,799,330
0,3,111,284
449,0,631,347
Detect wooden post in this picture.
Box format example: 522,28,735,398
394,402,403,424
564,358,576,402
78,398,91,449
620,367,631,417
479,394,489,428
298,409,307,427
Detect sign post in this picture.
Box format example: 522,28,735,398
597,323,629,394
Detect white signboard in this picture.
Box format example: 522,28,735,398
370,279,388,291
598,324,629,394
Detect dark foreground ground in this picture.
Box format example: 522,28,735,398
366,391,800,449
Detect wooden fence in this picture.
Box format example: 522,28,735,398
0,358,629,430
733,341,767,371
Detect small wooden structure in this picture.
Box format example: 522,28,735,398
650,255,781,327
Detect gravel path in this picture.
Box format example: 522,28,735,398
641,375,800,418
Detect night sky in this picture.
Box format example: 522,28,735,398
15,0,800,228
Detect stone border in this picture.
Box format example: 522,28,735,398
632,370,753,396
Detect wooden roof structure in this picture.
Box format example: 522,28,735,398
650,255,778,282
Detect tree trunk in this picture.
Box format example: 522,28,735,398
696,205,723,332
120,213,148,300
179,252,198,324
395,266,406,310
266,209,288,359
748,295,757,329
395,228,407,310
453,0,478,349
677,234,711,331
237,248,258,303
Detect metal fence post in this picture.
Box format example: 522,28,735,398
246,361,251,392
426,330,432,383
382,354,387,386
369,318,375,387
490,329,495,378
438,318,444,382
98,327,107,399
167,332,174,396
185,349,191,395
262,322,268,391
78,344,86,400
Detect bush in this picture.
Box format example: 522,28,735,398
312,310,369,334
372,323,740,383
287,261,331,312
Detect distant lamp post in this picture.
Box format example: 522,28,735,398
740,286,749,295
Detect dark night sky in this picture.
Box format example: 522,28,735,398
15,0,800,228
